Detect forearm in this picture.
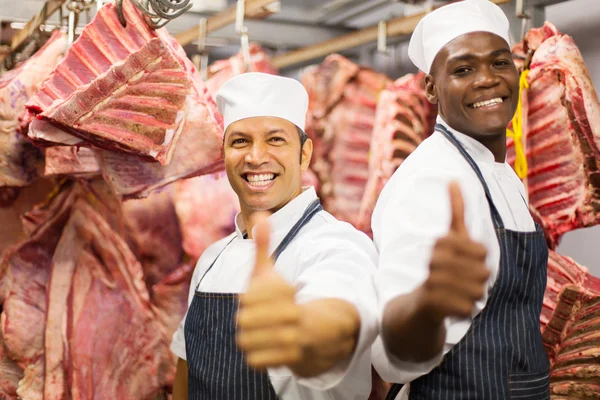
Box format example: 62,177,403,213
172,358,188,400
381,286,446,363
291,298,361,378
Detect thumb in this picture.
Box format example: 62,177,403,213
448,181,468,237
251,212,274,278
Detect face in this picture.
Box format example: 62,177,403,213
224,116,313,215
425,32,519,140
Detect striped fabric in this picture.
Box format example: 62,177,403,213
388,125,550,400
184,200,323,400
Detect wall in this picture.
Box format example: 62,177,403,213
545,0,600,274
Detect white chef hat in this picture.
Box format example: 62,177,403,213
408,0,511,73
216,72,309,133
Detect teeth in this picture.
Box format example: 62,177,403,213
247,173,275,186
472,97,503,108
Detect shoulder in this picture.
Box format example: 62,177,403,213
294,210,378,258
190,232,237,283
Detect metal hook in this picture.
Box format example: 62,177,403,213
377,20,390,55
67,7,76,48
235,0,251,71
196,18,208,80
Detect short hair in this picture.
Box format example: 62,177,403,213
296,125,309,163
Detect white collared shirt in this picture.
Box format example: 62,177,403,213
371,116,536,399
171,187,379,400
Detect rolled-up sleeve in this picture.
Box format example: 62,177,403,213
291,223,380,390
371,169,482,383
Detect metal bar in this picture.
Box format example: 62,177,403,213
175,0,278,46
10,0,66,51
272,0,512,69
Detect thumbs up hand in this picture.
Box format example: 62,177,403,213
420,182,490,323
237,213,303,370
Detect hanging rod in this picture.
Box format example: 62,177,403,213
272,0,512,69
175,0,279,46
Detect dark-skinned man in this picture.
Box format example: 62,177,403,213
170,72,379,400
370,0,550,399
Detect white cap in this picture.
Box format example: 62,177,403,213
408,0,511,73
216,72,309,132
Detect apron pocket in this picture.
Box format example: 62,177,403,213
509,368,550,399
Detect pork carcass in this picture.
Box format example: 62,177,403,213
303,55,391,225
541,250,600,399
356,73,436,233
205,43,278,98
507,22,600,248
0,31,66,199
173,173,239,261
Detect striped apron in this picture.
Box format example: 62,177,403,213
184,199,323,400
387,124,550,400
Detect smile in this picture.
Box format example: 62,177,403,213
244,173,277,187
469,97,508,109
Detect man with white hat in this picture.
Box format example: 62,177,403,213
170,72,379,400
370,0,550,399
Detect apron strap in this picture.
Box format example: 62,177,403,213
435,123,505,230
196,198,323,290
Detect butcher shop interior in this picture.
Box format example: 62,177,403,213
0,0,599,398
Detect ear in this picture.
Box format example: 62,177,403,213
425,74,438,105
300,138,313,171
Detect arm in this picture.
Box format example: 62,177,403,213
379,182,488,363
290,298,360,377
172,358,188,400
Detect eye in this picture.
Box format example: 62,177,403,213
453,66,471,75
231,138,247,146
269,136,285,143
494,59,511,67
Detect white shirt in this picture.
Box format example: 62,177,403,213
171,187,379,400
371,116,536,399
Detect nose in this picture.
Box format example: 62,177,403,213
472,66,500,89
245,142,270,166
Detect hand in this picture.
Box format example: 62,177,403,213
420,181,490,323
236,213,303,370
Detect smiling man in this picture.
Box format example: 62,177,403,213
370,1,550,399
170,72,379,400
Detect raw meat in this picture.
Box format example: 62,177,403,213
541,251,600,399
356,73,436,233
99,69,224,199
173,173,238,261
303,56,391,225
0,333,22,399
44,146,101,177
0,183,77,400
205,43,278,98
151,262,194,341
61,199,175,400
507,22,600,248
122,188,183,289
0,31,66,189
26,0,193,165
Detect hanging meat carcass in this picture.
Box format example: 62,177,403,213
0,31,66,207
303,55,391,225
507,22,600,248
541,249,600,399
356,73,436,233
205,43,278,98
0,181,178,399
24,0,225,200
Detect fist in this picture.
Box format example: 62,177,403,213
236,213,303,370
422,182,490,322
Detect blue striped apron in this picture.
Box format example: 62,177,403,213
387,124,550,400
184,199,323,400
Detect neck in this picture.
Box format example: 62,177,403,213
240,187,304,239
476,132,507,163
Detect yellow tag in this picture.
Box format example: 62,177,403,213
506,70,530,179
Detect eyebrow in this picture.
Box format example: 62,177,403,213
448,48,512,63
